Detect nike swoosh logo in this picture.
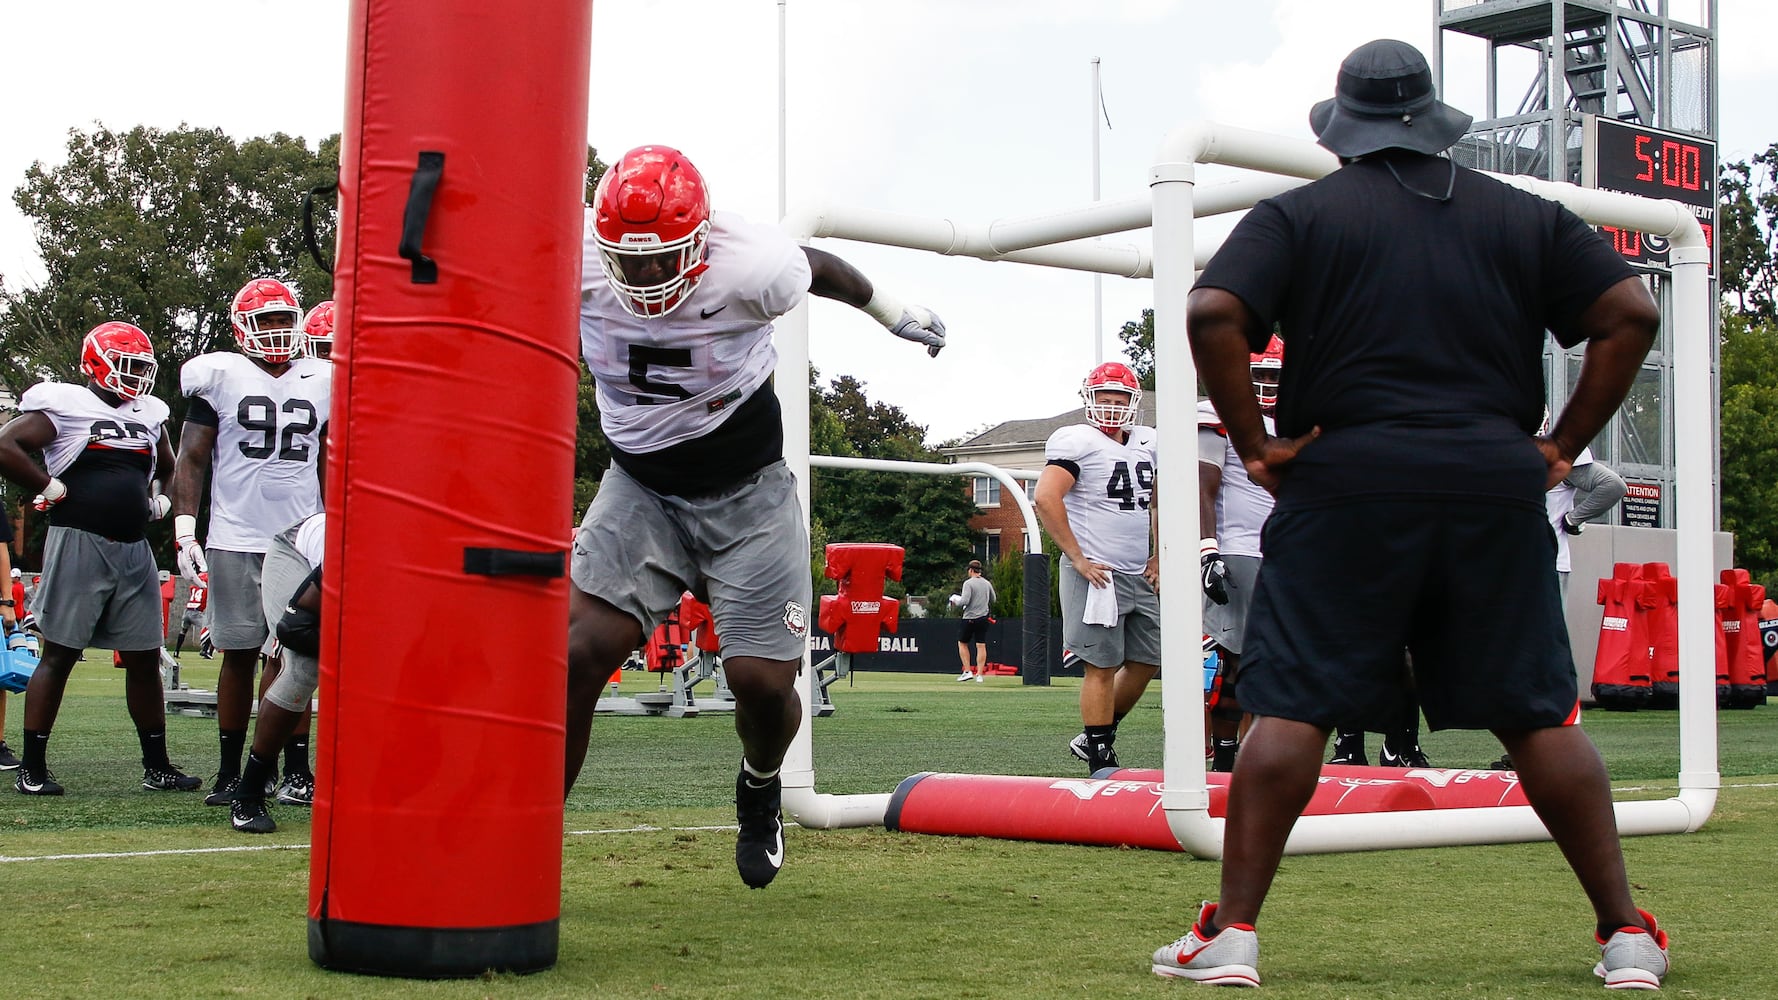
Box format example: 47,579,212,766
700,305,728,319
1176,939,1212,964
764,820,784,868
300,373,316,378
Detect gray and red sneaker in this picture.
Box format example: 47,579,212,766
1594,908,1669,990
1152,901,1260,987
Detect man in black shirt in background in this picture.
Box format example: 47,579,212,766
1151,40,1669,990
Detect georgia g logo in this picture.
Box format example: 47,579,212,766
781,600,807,637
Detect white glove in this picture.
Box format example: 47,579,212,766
174,514,208,584
864,291,946,357
148,494,172,520
947,594,963,608
32,477,67,512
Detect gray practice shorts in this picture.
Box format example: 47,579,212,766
573,461,812,662
206,548,268,651
1204,554,1262,656
1058,560,1163,670
36,526,164,652
259,527,317,713
180,608,207,633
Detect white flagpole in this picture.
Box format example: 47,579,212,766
778,0,789,221
1091,56,1104,366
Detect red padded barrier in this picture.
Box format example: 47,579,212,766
883,771,1435,852
1723,572,1767,708
644,606,691,672
1591,563,1650,709
817,543,903,654
1714,583,1735,706
679,593,721,653
311,0,591,978
1638,563,1680,708
1108,765,1529,809
1762,598,1778,695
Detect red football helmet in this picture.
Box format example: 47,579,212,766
81,321,158,399
1250,334,1284,412
1080,362,1142,431
230,277,304,362
300,300,336,361
592,146,712,318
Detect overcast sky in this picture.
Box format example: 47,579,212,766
2,1,1771,443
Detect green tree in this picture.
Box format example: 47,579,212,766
808,370,978,598
1717,148,1778,587
988,547,1023,618
1,125,339,401
1719,313,1778,582
0,124,341,566
1719,143,1778,324
1116,308,1156,389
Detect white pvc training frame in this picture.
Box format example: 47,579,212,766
773,120,1717,856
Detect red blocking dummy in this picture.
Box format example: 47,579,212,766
310,0,591,978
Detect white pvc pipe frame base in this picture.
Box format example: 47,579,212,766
773,120,1717,857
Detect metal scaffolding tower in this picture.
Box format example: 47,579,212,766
1433,0,1720,529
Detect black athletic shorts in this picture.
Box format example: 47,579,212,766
958,616,990,644
1239,499,1580,733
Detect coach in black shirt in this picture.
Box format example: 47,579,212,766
1152,39,1670,989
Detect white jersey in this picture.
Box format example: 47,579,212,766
1044,423,1157,574
22,381,169,479
580,209,811,454
181,353,331,553
1196,400,1275,558
1546,446,1593,573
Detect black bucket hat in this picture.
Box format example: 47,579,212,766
1309,39,1472,157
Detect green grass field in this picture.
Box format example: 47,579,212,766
3,654,1776,999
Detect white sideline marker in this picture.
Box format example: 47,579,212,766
0,823,744,864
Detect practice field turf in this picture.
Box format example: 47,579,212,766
3,655,1776,999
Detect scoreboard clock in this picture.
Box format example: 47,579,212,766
1582,116,1717,274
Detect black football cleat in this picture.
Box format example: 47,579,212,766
204,774,242,806
734,770,785,889
230,797,277,834
16,770,64,796
142,764,203,792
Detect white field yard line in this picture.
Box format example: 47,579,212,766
0,824,740,864
5,782,1776,864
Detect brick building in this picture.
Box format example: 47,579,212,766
939,396,1157,563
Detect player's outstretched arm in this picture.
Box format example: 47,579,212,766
803,246,945,357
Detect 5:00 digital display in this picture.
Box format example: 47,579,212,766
1588,117,1716,272
1594,121,1714,205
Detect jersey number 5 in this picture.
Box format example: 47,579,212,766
1106,460,1155,511
237,396,319,461
628,345,692,404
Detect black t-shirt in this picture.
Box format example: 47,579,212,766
53,448,156,542
608,377,783,497
1195,152,1635,510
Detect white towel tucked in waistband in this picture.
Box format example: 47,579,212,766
1083,579,1119,627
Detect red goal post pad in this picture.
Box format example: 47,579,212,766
310,0,592,979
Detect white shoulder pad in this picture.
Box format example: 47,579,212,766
180,352,235,400
1195,398,1221,428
